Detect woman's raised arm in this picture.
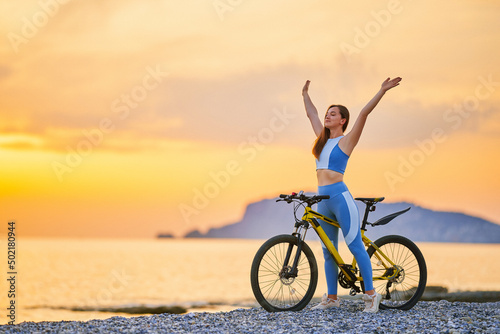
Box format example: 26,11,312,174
302,80,323,137
341,77,401,155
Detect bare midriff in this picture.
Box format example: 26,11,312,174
317,169,344,186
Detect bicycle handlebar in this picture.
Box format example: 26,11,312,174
277,191,330,205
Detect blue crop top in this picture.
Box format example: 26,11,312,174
315,136,349,174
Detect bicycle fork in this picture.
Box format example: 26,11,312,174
279,219,311,279
281,241,302,278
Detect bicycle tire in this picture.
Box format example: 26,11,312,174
250,234,318,312
364,235,427,310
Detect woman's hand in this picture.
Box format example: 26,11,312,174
302,80,311,96
381,77,402,92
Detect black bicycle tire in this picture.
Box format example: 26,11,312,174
364,235,427,310
250,234,318,312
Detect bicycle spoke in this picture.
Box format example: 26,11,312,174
251,236,317,311
367,236,426,309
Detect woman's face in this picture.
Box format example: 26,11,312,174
324,107,345,129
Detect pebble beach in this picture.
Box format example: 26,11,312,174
1,300,499,334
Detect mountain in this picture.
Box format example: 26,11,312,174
184,197,500,243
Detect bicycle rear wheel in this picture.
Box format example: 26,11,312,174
250,234,318,312
365,235,427,310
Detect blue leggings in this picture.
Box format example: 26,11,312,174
317,182,374,295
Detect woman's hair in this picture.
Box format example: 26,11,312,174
312,104,350,159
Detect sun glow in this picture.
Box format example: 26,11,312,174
1,0,499,238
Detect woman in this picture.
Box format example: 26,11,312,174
302,77,401,313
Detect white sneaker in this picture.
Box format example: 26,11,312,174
362,292,382,313
311,293,340,310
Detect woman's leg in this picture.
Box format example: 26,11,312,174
318,182,381,312
316,198,340,297
328,185,374,292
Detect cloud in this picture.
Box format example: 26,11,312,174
1,0,499,155
1,58,498,155
0,134,43,150
0,65,12,80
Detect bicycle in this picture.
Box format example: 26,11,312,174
250,191,427,312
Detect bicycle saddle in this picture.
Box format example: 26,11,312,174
354,197,385,204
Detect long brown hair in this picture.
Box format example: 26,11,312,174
312,105,350,159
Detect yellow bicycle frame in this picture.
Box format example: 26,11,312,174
301,206,400,282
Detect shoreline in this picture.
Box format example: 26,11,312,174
18,287,500,318
2,288,499,327
1,301,499,333
420,287,500,303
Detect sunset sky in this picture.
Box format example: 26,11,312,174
1,0,499,238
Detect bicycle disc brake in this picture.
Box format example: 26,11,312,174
279,266,296,285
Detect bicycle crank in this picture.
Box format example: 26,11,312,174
338,264,361,294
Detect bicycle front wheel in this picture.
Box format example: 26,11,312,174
366,235,427,310
250,234,318,312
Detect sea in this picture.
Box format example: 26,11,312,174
1,238,499,325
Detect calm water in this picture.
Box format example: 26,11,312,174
1,238,499,324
